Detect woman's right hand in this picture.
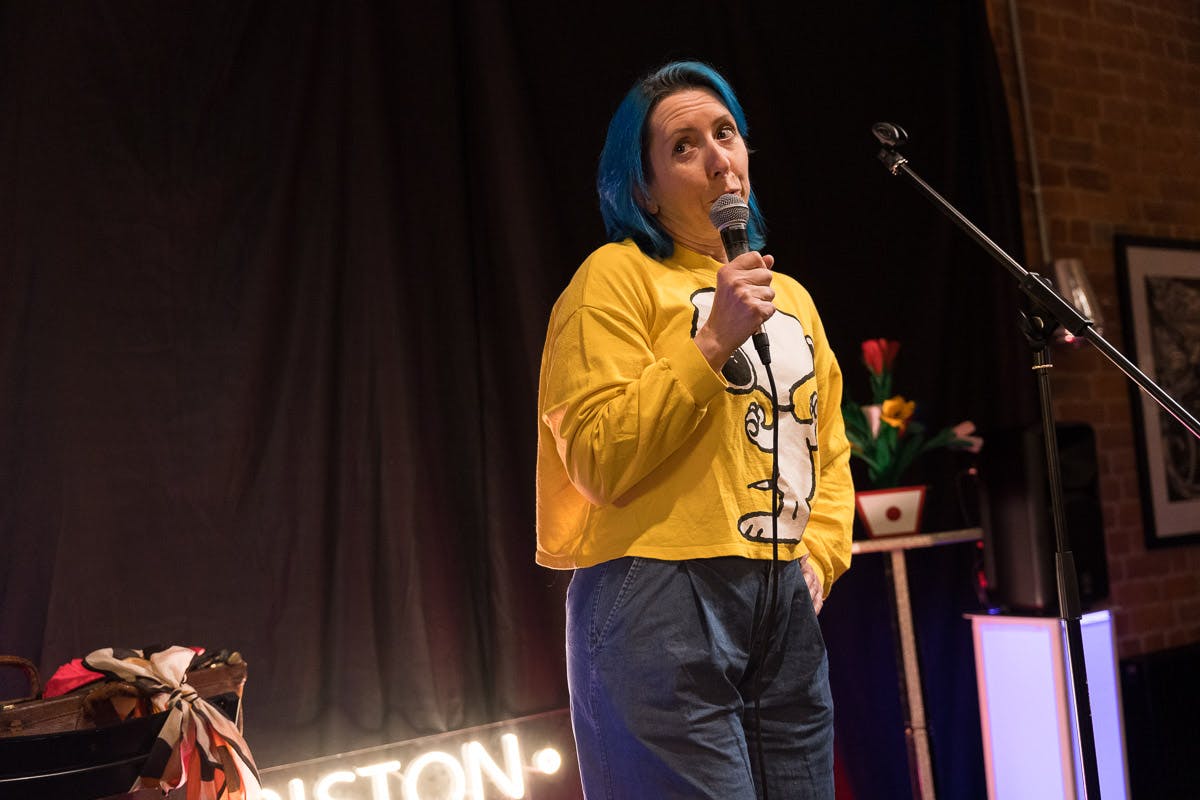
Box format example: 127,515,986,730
693,251,775,372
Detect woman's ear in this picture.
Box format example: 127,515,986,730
635,186,659,215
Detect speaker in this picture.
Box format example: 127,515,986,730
1120,642,1200,798
978,422,1108,614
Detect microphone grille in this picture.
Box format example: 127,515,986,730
709,193,750,231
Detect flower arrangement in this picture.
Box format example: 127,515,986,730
842,338,983,488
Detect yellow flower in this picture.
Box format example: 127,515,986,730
880,395,916,432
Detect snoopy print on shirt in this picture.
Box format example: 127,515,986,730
690,288,819,544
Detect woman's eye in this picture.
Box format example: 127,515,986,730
716,125,736,140
672,140,689,154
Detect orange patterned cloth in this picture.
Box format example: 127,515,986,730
83,646,261,800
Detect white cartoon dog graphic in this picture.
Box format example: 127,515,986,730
690,288,819,543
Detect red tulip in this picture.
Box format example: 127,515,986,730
882,339,900,370
861,339,900,376
862,340,883,375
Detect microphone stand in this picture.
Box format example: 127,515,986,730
870,122,1200,800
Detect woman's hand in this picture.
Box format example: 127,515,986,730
802,556,825,615
693,252,775,372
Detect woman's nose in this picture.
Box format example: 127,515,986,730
707,141,732,177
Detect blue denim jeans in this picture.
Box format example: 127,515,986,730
566,556,834,800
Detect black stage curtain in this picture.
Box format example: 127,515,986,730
0,1,1033,794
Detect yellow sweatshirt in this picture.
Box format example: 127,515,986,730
536,240,854,597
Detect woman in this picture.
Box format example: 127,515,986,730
536,61,853,799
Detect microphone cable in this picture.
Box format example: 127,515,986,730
707,192,782,797
747,357,781,800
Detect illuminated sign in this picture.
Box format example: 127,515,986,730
260,710,577,800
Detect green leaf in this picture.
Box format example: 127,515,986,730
886,429,927,485
841,402,869,435
869,374,893,405
919,425,956,454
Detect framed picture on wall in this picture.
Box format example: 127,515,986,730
1114,235,1200,548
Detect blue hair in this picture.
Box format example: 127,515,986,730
597,61,767,259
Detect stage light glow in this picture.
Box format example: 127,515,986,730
260,712,573,799
403,750,467,800
315,770,357,800
463,733,524,798
356,761,402,800
532,748,562,775
260,776,308,800
264,741,536,800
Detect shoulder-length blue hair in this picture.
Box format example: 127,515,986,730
597,61,767,259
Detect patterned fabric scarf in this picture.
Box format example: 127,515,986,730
83,646,261,800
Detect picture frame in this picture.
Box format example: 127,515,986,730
1114,235,1200,548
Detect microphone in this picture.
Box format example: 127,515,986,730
871,121,908,148
709,193,771,365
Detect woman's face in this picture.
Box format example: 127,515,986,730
643,87,750,259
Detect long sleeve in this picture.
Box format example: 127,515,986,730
542,303,726,507
797,310,855,597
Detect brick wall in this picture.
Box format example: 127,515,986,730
986,0,1200,658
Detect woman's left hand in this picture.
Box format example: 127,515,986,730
802,558,825,615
